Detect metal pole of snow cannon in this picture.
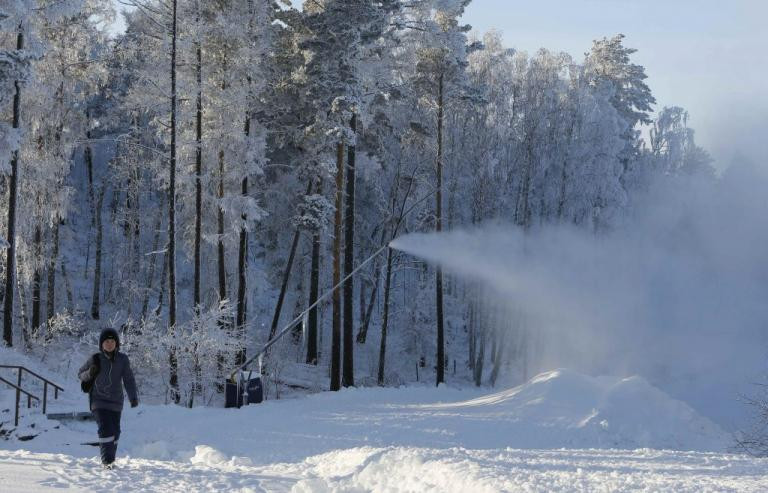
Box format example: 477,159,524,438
225,189,438,385
228,243,390,383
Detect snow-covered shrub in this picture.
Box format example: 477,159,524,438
118,314,169,403
166,300,242,406
34,312,85,343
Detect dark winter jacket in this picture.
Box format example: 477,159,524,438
78,328,138,412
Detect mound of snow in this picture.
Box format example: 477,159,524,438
419,369,729,451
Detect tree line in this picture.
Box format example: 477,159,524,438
0,0,714,403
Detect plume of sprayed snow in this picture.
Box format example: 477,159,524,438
391,163,768,429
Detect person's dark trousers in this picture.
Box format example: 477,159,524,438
93,409,121,465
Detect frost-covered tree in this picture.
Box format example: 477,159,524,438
1,0,110,346
650,106,715,177
584,34,655,183
404,0,479,386
0,2,30,346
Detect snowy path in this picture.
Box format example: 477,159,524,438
2,446,768,492
3,369,768,491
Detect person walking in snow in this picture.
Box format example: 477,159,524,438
78,328,139,468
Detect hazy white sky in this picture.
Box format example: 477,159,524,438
461,0,768,169
112,0,767,167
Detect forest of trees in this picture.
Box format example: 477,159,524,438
0,0,716,405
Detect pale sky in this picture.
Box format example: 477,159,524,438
461,0,768,169
112,0,767,168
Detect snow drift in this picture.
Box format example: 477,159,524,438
416,369,729,451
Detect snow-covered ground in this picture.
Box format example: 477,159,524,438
3,446,768,493
3,364,768,491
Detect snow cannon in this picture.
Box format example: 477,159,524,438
225,369,263,408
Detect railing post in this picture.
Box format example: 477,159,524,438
16,368,21,427
43,381,48,414
14,388,20,427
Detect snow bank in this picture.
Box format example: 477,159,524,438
417,369,729,451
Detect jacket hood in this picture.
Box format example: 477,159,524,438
99,328,120,352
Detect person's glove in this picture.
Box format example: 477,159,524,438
130,399,139,408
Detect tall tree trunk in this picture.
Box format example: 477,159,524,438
435,73,446,386
516,138,534,229
306,182,321,365
129,164,141,289
359,277,366,328
194,18,203,310
216,55,229,307
557,123,574,221
85,109,95,207
355,266,380,344
473,295,486,386
357,227,387,344
91,189,105,320
46,220,60,324
468,299,475,371
16,273,29,346
217,149,227,301
168,0,180,403
142,195,164,319
268,181,312,340
474,324,485,387
105,190,120,303
60,253,74,314
3,26,23,346
330,143,344,391
83,109,95,278
342,114,356,388
190,14,204,403
235,116,249,366
31,225,42,331
377,247,394,385
489,320,506,387
191,28,204,397
155,245,169,317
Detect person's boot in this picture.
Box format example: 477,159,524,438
101,441,116,467
99,443,110,466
